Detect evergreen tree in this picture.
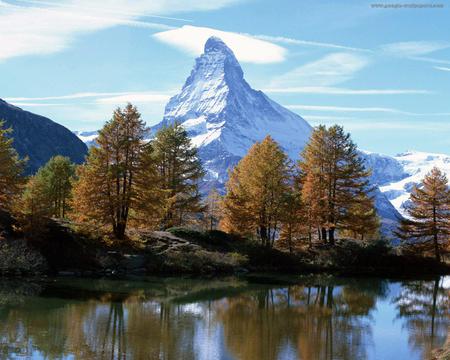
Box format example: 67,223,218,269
35,156,75,218
71,104,149,239
222,136,292,247
19,175,53,237
396,167,449,261
151,123,204,229
299,125,375,244
0,120,26,210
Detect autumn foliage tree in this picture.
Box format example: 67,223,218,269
299,125,376,244
397,167,449,261
222,136,292,247
204,188,222,231
151,123,204,229
0,120,26,210
71,104,150,239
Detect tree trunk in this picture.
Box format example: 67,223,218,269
433,233,441,262
328,227,335,245
321,228,328,244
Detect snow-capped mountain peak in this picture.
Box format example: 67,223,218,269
153,36,312,183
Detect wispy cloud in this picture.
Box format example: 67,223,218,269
287,105,403,114
252,34,372,53
96,93,171,104
5,90,174,102
0,0,239,61
380,41,450,57
153,25,286,64
435,66,450,72
270,52,369,87
286,104,450,116
264,86,430,95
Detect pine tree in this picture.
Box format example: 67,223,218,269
18,175,53,237
222,136,292,247
151,123,204,229
71,104,149,239
34,156,75,218
299,125,375,244
0,120,26,210
396,167,449,262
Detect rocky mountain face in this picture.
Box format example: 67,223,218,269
152,36,312,187
0,99,87,174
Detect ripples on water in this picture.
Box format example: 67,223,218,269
0,275,448,360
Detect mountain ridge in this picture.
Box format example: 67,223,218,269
0,99,88,174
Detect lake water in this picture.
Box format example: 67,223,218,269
0,275,448,360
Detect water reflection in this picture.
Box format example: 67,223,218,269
0,276,448,360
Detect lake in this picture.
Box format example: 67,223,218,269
0,275,448,360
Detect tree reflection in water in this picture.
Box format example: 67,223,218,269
0,276,447,360
393,277,450,359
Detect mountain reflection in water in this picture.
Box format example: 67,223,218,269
0,276,448,360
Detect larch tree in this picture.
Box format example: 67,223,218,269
151,123,204,229
278,183,305,253
71,104,149,239
396,167,449,262
0,120,26,210
204,188,222,231
299,125,375,244
342,192,380,240
222,136,292,247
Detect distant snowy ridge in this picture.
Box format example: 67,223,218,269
379,151,450,217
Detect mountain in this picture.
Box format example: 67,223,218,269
75,37,403,238
152,36,312,186
379,151,450,217
0,99,88,174
73,130,99,148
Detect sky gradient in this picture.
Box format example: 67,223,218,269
1,0,449,155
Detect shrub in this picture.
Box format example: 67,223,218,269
0,238,47,275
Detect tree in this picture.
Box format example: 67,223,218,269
204,188,222,231
0,120,26,210
151,123,204,229
342,192,380,241
19,175,53,237
71,104,149,239
278,185,305,252
35,156,75,218
396,167,449,262
222,136,292,247
299,125,375,244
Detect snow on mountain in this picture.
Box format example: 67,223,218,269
379,151,450,217
152,36,312,185
73,130,99,147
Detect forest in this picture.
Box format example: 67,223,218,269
0,103,449,276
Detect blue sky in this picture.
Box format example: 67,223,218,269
1,0,449,155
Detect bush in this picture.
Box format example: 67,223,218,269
0,238,47,275
166,227,207,242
